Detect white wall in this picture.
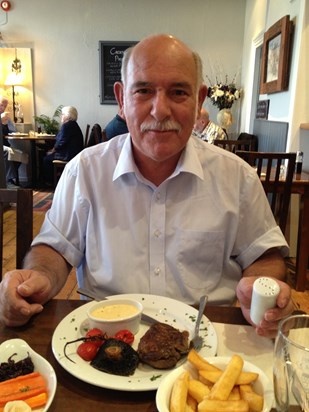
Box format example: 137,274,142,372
240,0,309,171
0,0,246,135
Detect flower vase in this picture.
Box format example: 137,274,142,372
217,109,233,134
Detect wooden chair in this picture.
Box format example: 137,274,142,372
213,139,256,153
53,159,68,187
0,188,33,280
101,129,107,142
53,124,90,187
85,124,103,147
235,151,296,235
237,132,258,151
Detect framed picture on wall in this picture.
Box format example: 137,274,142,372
260,15,294,94
99,41,138,104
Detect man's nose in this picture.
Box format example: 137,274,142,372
150,91,171,120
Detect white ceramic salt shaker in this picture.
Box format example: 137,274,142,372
250,277,280,325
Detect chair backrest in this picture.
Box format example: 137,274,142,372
86,124,103,147
101,129,107,142
238,132,258,151
0,188,33,280
84,124,90,147
235,151,296,235
213,139,256,153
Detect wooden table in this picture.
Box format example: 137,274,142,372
6,133,56,187
0,300,301,411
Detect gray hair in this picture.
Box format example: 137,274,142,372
0,96,9,107
62,106,78,121
121,44,204,90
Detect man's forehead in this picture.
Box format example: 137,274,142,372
126,55,197,88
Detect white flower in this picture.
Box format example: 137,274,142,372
207,76,242,110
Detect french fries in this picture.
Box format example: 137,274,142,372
188,379,210,403
199,370,259,386
239,385,264,412
188,349,221,372
169,370,190,412
207,354,243,401
198,399,249,412
168,349,264,412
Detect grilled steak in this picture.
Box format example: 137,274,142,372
137,323,189,369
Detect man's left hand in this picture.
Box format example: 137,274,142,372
236,277,295,338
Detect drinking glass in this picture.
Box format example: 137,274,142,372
273,314,309,411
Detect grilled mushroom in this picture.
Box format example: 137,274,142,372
90,338,139,376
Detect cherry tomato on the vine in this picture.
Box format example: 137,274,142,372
85,328,106,347
114,329,134,345
77,342,98,361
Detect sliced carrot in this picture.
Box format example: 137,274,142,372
25,392,48,409
0,372,40,387
0,372,47,406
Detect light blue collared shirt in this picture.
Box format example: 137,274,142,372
33,134,288,305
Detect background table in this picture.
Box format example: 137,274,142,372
0,300,301,411
6,133,55,187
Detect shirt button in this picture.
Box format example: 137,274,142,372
154,229,161,238
154,267,161,276
156,192,161,200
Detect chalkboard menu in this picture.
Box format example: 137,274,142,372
99,41,138,104
256,99,270,119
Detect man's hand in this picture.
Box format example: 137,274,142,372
236,276,295,338
0,270,52,327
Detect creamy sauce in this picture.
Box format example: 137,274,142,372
91,304,139,320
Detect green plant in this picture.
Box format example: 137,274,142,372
34,105,63,134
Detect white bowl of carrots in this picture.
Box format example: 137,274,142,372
0,339,57,411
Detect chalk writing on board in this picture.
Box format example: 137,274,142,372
99,41,138,104
256,100,270,119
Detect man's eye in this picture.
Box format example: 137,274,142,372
135,88,151,95
173,89,188,96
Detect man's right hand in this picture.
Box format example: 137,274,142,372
0,269,52,327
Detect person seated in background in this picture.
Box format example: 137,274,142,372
42,105,84,184
0,95,21,186
104,108,128,140
0,34,295,338
192,108,226,143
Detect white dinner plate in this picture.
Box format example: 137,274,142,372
52,293,218,391
0,338,57,411
8,132,28,137
156,356,274,412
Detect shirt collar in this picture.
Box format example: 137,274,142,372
113,134,204,182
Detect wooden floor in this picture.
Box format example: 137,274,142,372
2,208,309,313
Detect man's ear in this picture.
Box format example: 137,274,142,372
114,82,124,113
197,85,208,114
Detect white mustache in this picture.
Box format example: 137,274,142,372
140,120,182,133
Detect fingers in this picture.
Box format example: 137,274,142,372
238,277,294,338
2,301,44,327
0,270,50,327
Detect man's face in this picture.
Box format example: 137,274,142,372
120,38,206,166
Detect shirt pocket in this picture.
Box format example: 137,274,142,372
175,230,225,290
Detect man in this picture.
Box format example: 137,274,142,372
192,108,226,143
0,95,20,185
0,34,294,337
105,108,128,140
